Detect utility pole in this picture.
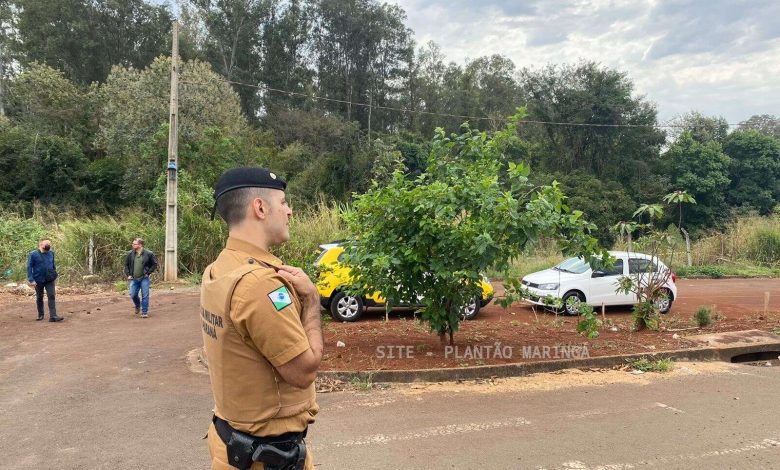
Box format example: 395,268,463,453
0,40,5,117
367,92,372,148
164,21,179,281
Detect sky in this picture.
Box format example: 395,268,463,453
394,0,780,125
159,0,779,126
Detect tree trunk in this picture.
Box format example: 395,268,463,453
680,227,692,267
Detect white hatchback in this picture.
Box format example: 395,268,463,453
520,251,677,315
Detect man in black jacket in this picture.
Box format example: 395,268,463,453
124,238,158,318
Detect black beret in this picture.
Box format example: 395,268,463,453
214,167,286,201
211,167,287,219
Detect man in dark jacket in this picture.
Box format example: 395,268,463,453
27,239,63,322
124,238,158,318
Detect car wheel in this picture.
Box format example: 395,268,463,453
561,291,585,316
330,291,364,322
655,288,673,314
461,297,481,320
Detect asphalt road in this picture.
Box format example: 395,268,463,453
314,363,780,469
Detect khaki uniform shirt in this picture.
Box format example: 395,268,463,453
200,237,318,436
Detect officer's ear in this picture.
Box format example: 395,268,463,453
250,196,268,220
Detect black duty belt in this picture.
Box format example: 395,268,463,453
212,415,307,470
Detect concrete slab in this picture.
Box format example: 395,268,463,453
684,329,780,347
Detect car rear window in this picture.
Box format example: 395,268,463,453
629,258,658,274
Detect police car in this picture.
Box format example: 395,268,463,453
313,243,495,322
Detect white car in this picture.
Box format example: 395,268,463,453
520,251,677,315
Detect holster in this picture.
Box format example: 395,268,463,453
213,415,307,470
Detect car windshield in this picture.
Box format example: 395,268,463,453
553,257,591,274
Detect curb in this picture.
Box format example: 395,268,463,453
318,341,780,383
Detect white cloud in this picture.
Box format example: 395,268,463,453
394,0,780,123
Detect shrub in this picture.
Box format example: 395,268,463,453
746,229,780,266
694,306,713,327
630,357,674,372
0,215,47,281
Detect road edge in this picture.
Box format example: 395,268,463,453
317,340,780,383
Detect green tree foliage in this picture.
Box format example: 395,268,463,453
0,126,87,203
13,0,171,84
6,63,99,151
261,0,314,112
723,130,780,215
537,170,637,246
667,111,730,145
738,114,780,140
310,0,413,129
98,56,246,163
265,108,370,205
188,0,273,119
344,112,604,344
519,61,665,187
662,132,731,231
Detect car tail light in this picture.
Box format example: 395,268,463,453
671,272,676,283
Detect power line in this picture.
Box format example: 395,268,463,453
179,77,746,130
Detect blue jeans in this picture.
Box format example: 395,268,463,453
129,277,150,313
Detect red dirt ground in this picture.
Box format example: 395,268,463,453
1,278,779,372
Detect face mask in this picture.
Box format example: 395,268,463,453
42,245,51,252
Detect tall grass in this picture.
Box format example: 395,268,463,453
273,201,348,271
0,215,47,281
1,209,777,284
689,216,780,267
0,202,345,284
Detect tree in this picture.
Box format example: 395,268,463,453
98,56,247,201
667,111,730,145
13,0,172,84
6,63,99,152
260,0,314,113
518,62,665,187
98,56,246,162
343,111,604,344
187,0,273,119
723,130,780,215
310,0,413,129
535,170,637,247
463,55,520,130
662,132,730,232
663,190,696,266
0,126,87,204
737,114,780,140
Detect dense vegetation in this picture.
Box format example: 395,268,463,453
0,0,779,281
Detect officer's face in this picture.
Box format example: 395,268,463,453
260,189,292,245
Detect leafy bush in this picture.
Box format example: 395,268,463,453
694,306,713,327
675,265,725,278
0,215,47,280
629,357,674,372
631,301,660,331
746,229,780,265
576,304,601,339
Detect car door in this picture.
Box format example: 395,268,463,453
629,257,660,297
588,257,627,306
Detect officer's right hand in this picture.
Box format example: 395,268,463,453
29,280,36,287
127,276,133,280
277,265,318,301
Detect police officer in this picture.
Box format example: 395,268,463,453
201,167,323,470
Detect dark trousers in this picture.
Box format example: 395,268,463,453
35,280,57,318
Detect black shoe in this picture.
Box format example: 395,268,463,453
49,316,64,322
36,315,44,321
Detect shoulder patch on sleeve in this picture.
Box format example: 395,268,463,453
268,285,293,311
